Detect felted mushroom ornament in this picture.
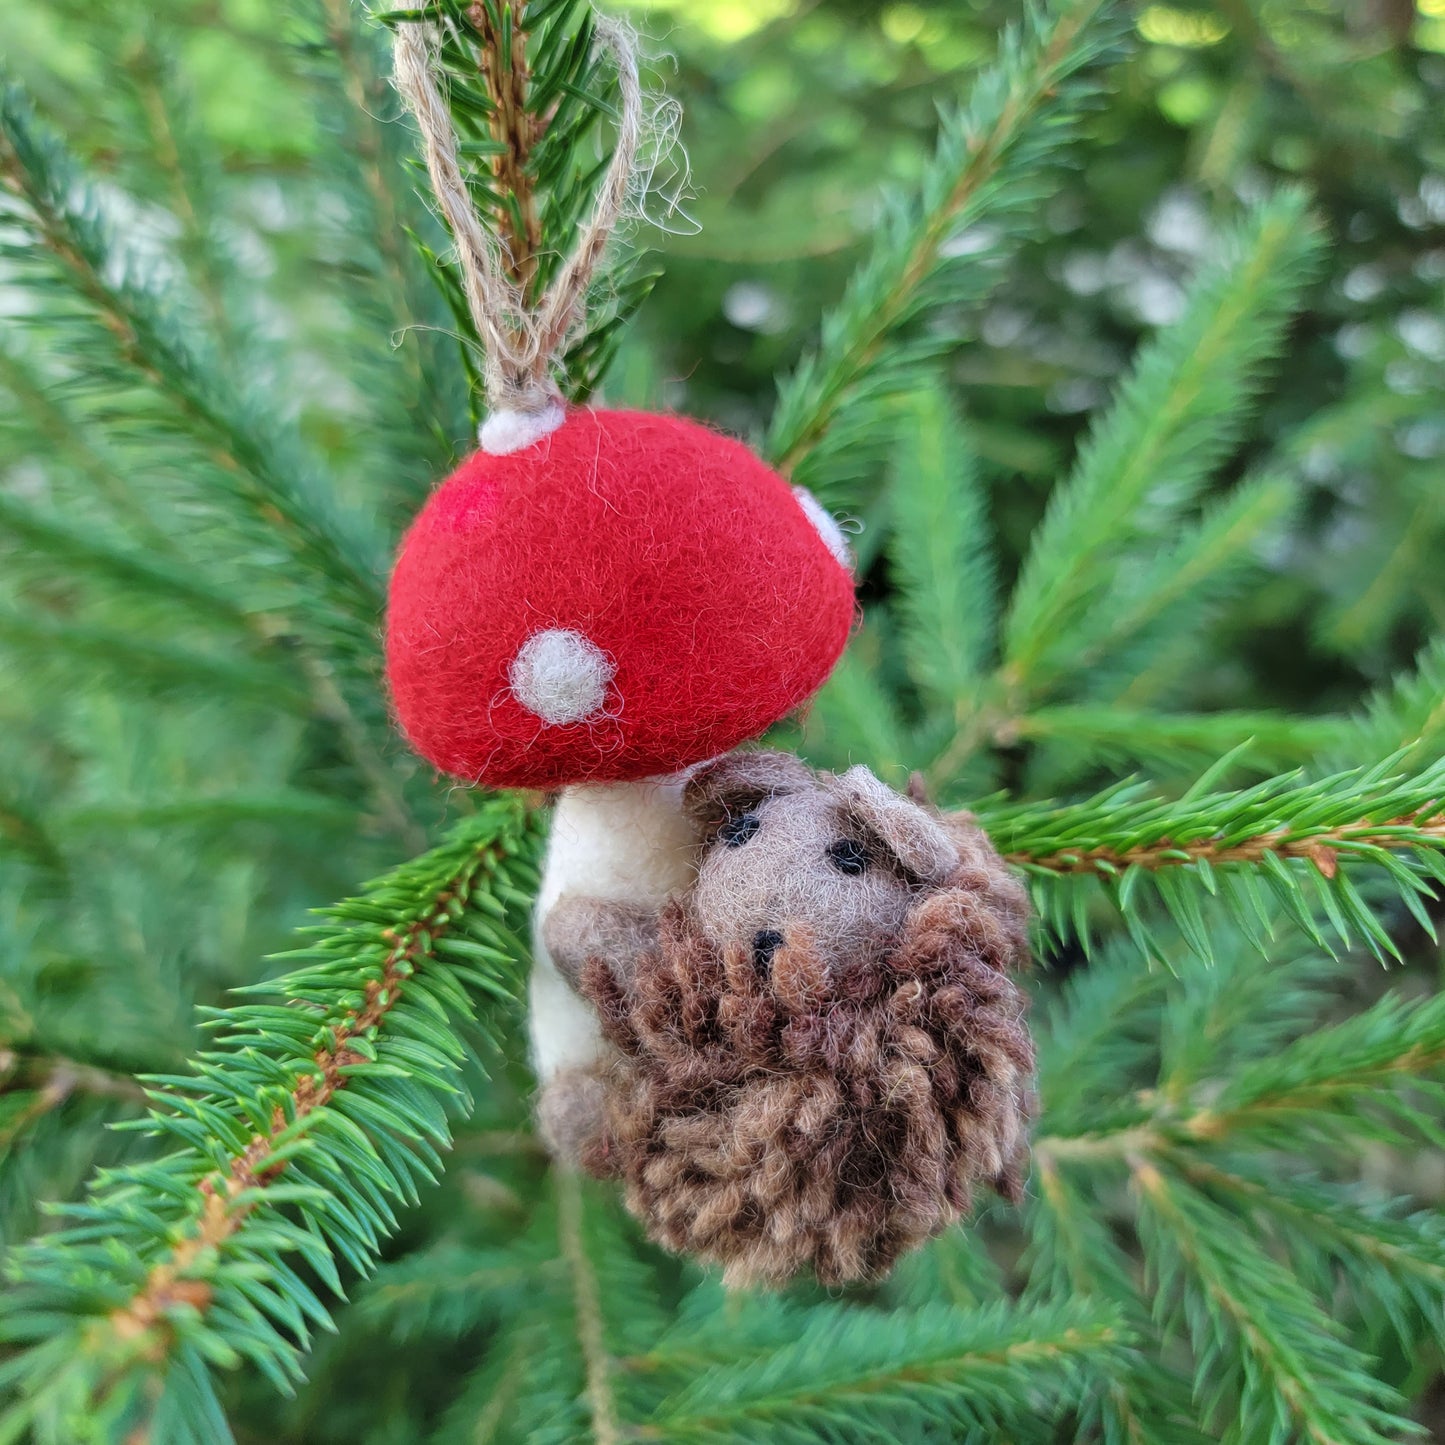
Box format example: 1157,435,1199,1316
384,19,856,1104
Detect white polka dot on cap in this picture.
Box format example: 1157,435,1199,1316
510,628,616,725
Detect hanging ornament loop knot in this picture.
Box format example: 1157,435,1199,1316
391,14,643,454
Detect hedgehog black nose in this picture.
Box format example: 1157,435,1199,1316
752,930,785,970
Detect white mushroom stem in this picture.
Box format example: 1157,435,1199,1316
529,778,696,1082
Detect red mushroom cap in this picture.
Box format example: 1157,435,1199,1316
385,408,856,788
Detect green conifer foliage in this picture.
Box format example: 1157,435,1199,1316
0,0,1442,1441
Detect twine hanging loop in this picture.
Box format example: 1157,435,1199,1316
392,14,642,454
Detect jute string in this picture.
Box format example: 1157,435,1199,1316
392,15,642,452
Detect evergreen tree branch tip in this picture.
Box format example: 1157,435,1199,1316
378,0,659,415
991,756,1445,874
1008,809,1445,879
981,754,1445,962
470,0,544,292
107,866,483,1348
765,0,1127,490
0,802,543,1428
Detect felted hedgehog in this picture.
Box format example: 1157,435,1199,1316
538,751,1035,1288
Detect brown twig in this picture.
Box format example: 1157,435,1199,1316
556,1167,621,1445
1006,814,1445,878
104,848,499,1357
0,1049,148,1150
470,1,543,293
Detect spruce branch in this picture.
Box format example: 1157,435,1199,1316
432,1315,554,1444
1203,987,1445,1148
1005,704,1345,772
379,0,660,412
1080,475,1298,712
985,753,1445,963
887,1228,1006,1315
0,82,387,630
1011,806,1445,878
0,1051,147,1153
557,1168,621,1445
624,1282,812,1384
886,447,1304,793
0,1051,146,1110
0,800,543,1440
0,552,421,854
1026,1163,1207,1445
0,609,313,715
1035,985,1445,1162
803,642,912,785
54,791,361,838
299,0,471,503
0,323,417,848
0,446,419,849
1028,944,1445,1441
1173,1158,1445,1322
888,384,997,712
1156,946,1342,1098
1134,1165,1414,1445
0,491,258,636
1033,940,1169,1134
0,339,172,549
1168,1161,1445,1375
115,30,235,350
1032,973,1441,1444
764,0,1126,493
471,0,544,292
1001,191,1324,698
429,1180,671,1443
1329,637,1445,771
316,0,431,344
640,1299,1128,1443
359,1242,551,1342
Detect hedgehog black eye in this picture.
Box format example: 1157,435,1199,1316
718,812,761,847
827,838,869,875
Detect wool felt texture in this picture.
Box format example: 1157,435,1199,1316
385,409,857,788
791,485,851,567
538,752,1035,1288
528,777,695,1086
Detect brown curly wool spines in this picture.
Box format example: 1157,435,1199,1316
577,895,1034,1287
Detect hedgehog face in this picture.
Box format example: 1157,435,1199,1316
682,751,971,981
690,784,920,981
